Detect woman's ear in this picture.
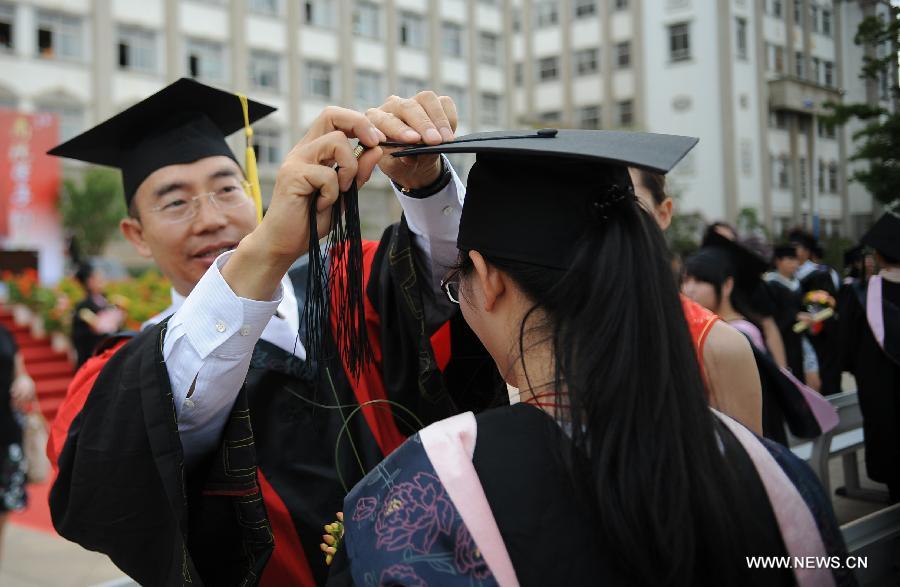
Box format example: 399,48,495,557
656,197,674,231
722,276,734,300
468,250,505,312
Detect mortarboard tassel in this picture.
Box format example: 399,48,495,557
238,94,264,222
303,144,373,379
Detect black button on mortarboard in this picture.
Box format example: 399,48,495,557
537,128,558,137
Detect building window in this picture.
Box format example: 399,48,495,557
534,1,558,28
0,4,14,51
511,8,521,32
186,39,226,82
353,1,380,38
399,11,425,49
811,56,820,83
809,3,818,33
768,44,785,73
36,10,83,60
771,109,788,129
253,128,283,167
117,26,157,73
617,99,633,127
736,18,747,60
768,0,783,18
817,118,836,139
817,159,826,193
442,22,463,58
250,50,280,90
821,8,832,36
514,62,523,86
798,156,807,198
249,0,280,16
669,23,690,62
577,105,601,129
574,47,599,75
777,155,790,188
479,32,500,66
539,110,561,123
304,0,334,28
480,92,501,125
823,60,834,87
305,61,333,99
794,0,802,25
444,85,466,121
828,162,838,193
356,69,382,109
574,0,595,18
37,103,83,141
537,56,559,81
614,0,629,10
398,77,424,98
616,41,631,68
794,51,804,78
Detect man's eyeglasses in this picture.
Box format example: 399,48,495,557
148,180,252,224
440,268,461,305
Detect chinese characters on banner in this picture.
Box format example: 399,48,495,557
0,110,64,283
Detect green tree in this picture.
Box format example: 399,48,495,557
823,5,900,206
58,167,126,256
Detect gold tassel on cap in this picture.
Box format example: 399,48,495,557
238,93,263,222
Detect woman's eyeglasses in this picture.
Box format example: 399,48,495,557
440,268,461,305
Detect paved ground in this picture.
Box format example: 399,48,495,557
0,451,890,586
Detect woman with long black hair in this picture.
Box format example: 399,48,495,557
328,131,850,586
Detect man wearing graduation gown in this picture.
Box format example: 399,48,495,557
789,228,841,395
839,209,900,502
46,79,495,585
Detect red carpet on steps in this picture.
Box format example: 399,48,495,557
1,306,71,535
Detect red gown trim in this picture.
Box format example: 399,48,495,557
258,470,317,587
680,295,719,382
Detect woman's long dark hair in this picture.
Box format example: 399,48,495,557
458,195,747,585
684,248,766,329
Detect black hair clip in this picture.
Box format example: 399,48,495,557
591,184,630,222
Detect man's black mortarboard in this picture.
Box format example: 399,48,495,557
392,129,698,270
700,230,768,294
862,205,900,260
47,78,276,208
773,243,799,260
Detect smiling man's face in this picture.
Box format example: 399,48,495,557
120,156,258,296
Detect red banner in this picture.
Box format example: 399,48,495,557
0,110,64,283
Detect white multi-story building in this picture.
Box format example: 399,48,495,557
511,0,890,240
0,0,510,240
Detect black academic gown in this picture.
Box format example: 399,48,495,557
839,278,900,502
49,220,498,586
799,266,841,395
765,279,806,382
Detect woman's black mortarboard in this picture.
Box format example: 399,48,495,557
391,129,698,271
862,203,900,261
788,228,818,252
700,230,768,294
843,244,865,268
46,77,276,208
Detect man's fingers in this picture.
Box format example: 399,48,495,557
438,96,459,134
367,108,420,144
381,96,442,145
414,91,454,142
355,146,383,187
297,131,360,192
304,106,385,147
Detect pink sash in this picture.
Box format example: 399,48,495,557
419,413,520,587
714,410,836,587
866,275,886,351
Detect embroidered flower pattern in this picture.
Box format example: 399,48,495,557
453,524,491,580
379,563,428,587
353,496,379,522
374,472,454,554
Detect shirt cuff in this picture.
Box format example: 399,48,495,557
174,250,283,360
394,156,465,241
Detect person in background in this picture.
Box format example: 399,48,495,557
70,261,124,367
842,244,874,287
0,323,35,560
702,223,788,370
629,170,762,434
789,228,841,395
839,209,900,503
765,245,821,391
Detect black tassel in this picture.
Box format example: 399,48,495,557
303,179,373,379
